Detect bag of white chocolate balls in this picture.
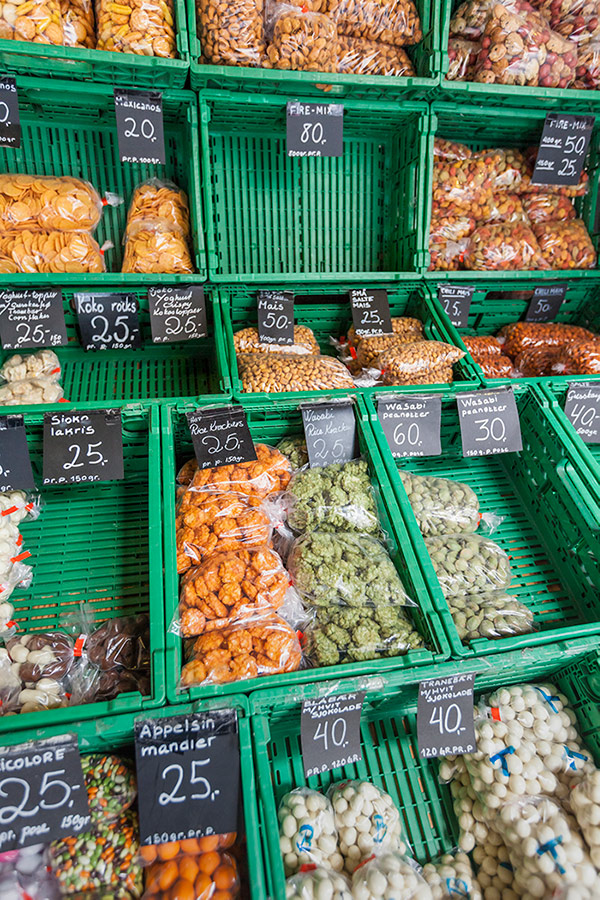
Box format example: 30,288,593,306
351,850,434,900
328,780,406,874
285,864,353,900
421,850,482,899
572,769,600,868
278,788,343,875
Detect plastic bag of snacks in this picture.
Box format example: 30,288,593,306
424,533,512,597
238,353,355,393
121,220,194,274
347,315,423,348
355,332,422,368
285,459,380,536
422,851,482,900
461,335,503,357
491,148,528,192
95,0,176,56
514,344,565,376
286,866,353,900
351,850,433,900
428,213,475,271
571,769,600,867
522,192,577,224
264,3,338,71
476,354,517,378
463,223,550,271
0,0,63,43
327,0,422,45
0,174,103,233
0,490,40,525
233,325,320,356
498,321,595,356
197,0,265,65
277,435,309,470
575,39,600,87
554,339,600,375
0,845,60,900
81,754,137,825
0,229,106,273
474,0,578,87
125,179,190,237
533,219,597,270
428,237,469,271
0,349,61,383
177,546,289,636
486,193,528,224
289,531,415,608
378,340,465,386
305,600,424,666
449,0,499,40
61,0,95,46
0,375,64,405
141,837,240,899
337,35,415,75
535,0,600,44
446,37,480,80
278,788,342,875
432,142,504,208
397,470,480,536
448,590,535,644
177,444,292,498
328,780,406,872
180,612,302,686
84,613,150,674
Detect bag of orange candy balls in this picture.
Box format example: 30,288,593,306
140,833,240,899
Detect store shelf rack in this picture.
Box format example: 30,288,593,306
251,643,600,900
199,91,429,281
0,78,205,281
364,383,600,659
162,396,451,705
0,402,165,736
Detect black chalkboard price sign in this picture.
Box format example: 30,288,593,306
135,711,240,846
457,389,523,457
301,401,357,467
0,76,20,148
437,285,474,329
417,673,476,759
0,289,67,350
0,734,91,852
533,113,595,187
114,88,166,165
349,288,392,338
42,409,124,486
75,293,142,351
257,290,294,346
187,405,257,470
525,284,567,323
286,102,344,158
0,415,35,492
564,383,600,444
301,692,365,778
377,394,442,459
148,286,207,344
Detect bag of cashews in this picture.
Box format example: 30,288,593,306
285,864,353,900
351,850,434,900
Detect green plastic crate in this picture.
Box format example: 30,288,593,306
2,697,267,900
162,397,451,705
0,403,166,736
189,0,440,98
0,0,188,88
251,644,600,900
217,280,479,403
425,103,600,277
439,0,600,110
0,77,206,282
0,289,230,411
363,383,600,659
426,276,600,388
199,91,429,281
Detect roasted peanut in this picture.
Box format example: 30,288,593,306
238,352,355,393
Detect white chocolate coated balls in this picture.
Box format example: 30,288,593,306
278,788,342,875
572,770,600,868
351,851,434,900
422,851,482,899
329,780,405,873
285,866,353,900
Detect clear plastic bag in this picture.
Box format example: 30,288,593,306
285,459,380,536
95,0,176,56
84,613,150,673
0,845,61,900
428,236,469,271
432,145,505,209
378,340,465,386
0,376,64,405
477,354,518,378
351,850,433,900
448,590,535,644
264,3,338,71
0,522,32,605
277,435,309,470
197,0,265,66
571,770,600,868
575,39,600,88
234,325,320,356
449,0,499,40
424,533,512,597
533,219,597,270
0,349,61,383
428,213,475,271
514,344,566,376
180,613,303,686
326,0,422,46
81,754,137,824
398,470,480,536
2,631,73,714
177,545,290,636
0,645,24,711
446,37,480,80
0,490,40,525
328,780,405,872
142,845,240,899
354,332,421,369
0,230,106,274
535,0,600,45
522,192,577,224
498,321,595,356
285,866,353,900
463,223,550,270
554,339,600,375
121,219,194,275
61,0,95,46
126,179,190,236
337,34,415,75
421,851,482,900
177,443,292,498
486,193,529,224
0,174,102,233
461,335,503,357
238,352,355,393
278,788,342,875
0,0,63,43
288,531,415,608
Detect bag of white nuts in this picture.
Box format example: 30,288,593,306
285,864,353,900
351,850,434,900
421,850,482,900
278,788,343,875
328,780,406,874
571,769,600,869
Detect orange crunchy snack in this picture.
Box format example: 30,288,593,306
0,0,63,42
177,443,292,500
142,841,239,899
121,220,194,274
95,0,176,56
499,321,596,357
0,229,105,273
178,546,288,636
176,492,272,573
180,614,302,686
125,179,190,238
0,174,101,233
61,0,95,46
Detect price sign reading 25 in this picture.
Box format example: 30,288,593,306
187,405,257,471
42,410,125,486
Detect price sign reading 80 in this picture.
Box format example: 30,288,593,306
187,405,257,471
286,102,344,158
135,712,240,846
457,389,523,458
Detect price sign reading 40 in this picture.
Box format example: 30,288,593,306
301,692,365,778
286,102,344,158
135,711,240,846
565,383,600,444
377,395,442,459
114,88,166,166
42,409,124,486
187,405,257,471
417,673,477,760
457,389,523,458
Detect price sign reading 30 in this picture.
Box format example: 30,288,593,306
457,389,523,457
